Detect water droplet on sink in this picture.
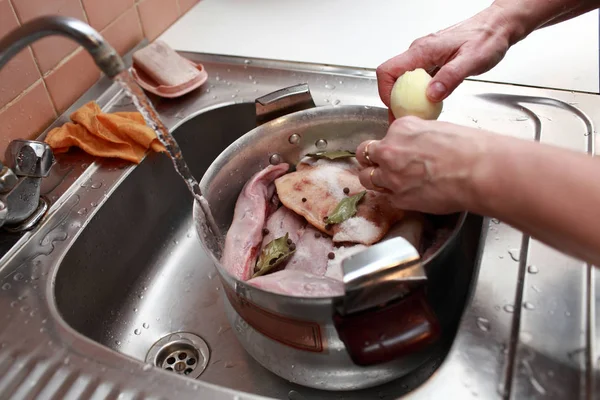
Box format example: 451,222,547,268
226,82,232,86
565,310,571,317
531,285,541,293
20,305,29,313
269,154,283,165
206,88,210,93
2,283,11,290
212,95,217,99
491,218,500,224
134,329,141,335
187,233,192,238
81,163,89,169
142,363,153,371
133,308,138,312
115,340,121,345
288,133,301,144
248,75,253,80
315,139,328,150
508,249,520,262
77,207,87,215
244,59,251,64
143,322,149,329
138,294,144,300
523,302,535,310
288,390,305,400
10,301,17,308
13,273,23,281
91,202,98,207
215,76,221,81
527,265,539,274
504,304,515,313
333,99,341,106
91,182,102,189
476,317,490,332
324,84,335,90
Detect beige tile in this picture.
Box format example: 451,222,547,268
101,7,143,56
82,0,135,31
178,0,199,14
0,0,41,108
137,0,180,41
0,81,56,157
44,49,101,113
12,0,88,73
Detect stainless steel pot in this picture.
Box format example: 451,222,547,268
194,84,468,391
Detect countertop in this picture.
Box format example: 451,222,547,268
160,0,600,95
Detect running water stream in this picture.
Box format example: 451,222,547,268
114,71,222,248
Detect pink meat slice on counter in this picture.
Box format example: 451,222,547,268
286,225,334,276
247,269,344,297
221,163,290,281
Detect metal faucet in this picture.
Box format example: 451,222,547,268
0,16,127,231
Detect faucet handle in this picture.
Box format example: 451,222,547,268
5,140,54,178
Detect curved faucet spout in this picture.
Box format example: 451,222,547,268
0,15,125,78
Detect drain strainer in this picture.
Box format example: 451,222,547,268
145,332,210,379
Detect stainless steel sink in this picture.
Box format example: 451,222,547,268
0,45,599,399
52,97,483,398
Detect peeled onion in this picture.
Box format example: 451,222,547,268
389,68,443,120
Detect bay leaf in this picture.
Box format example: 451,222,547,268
325,191,366,224
253,233,295,278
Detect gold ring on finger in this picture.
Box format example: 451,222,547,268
364,140,376,165
370,167,386,191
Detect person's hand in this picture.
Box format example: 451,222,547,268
355,116,491,215
377,4,521,107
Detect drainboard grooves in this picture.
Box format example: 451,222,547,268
12,360,60,399
77,376,101,399
45,368,78,400
500,233,531,399
0,349,15,377
0,353,38,397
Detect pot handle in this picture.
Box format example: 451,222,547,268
255,83,316,125
333,287,441,366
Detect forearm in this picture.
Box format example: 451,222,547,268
471,135,600,266
490,0,600,44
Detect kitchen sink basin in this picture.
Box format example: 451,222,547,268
53,100,483,399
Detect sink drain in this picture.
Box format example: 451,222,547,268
145,332,210,379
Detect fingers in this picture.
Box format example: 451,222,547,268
426,54,473,102
358,166,390,193
376,46,439,107
355,140,381,167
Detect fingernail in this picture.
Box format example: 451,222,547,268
427,81,447,102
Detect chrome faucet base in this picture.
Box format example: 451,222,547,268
2,197,49,233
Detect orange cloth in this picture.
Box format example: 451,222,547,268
45,101,166,164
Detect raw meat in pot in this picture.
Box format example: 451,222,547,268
261,206,306,249
247,269,344,297
221,163,290,281
286,225,334,277
274,157,404,245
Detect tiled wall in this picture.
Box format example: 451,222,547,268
0,0,200,155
